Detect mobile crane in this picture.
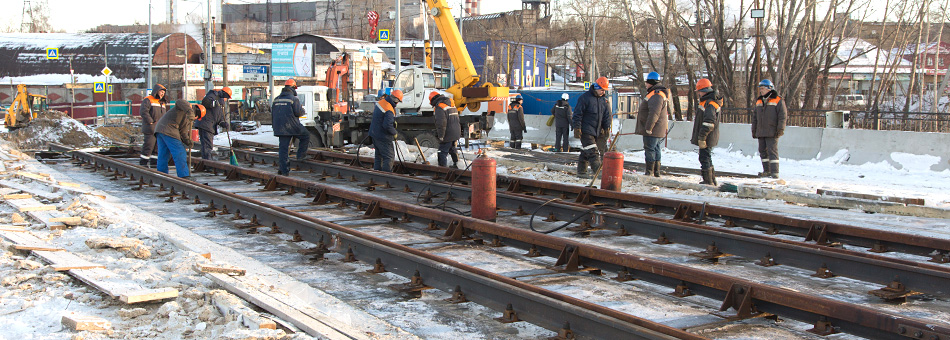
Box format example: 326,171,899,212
300,0,509,149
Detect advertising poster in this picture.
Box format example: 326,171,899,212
272,43,313,77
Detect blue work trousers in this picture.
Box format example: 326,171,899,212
643,136,663,163
156,133,190,178
278,134,310,175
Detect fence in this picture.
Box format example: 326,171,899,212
720,108,950,133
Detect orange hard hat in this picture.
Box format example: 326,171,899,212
221,86,233,98
429,91,439,101
285,78,297,87
192,104,206,119
391,89,404,102
695,78,712,92
595,76,609,90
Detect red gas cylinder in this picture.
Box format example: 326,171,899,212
191,129,200,142
471,157,497,221
601,151,624,191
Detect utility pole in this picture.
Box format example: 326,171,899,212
222,23,228,87
148,0,153,91
754,0,762,83
104,43,110,124
395,0,401,76
203,0,213,92
183,33,188,101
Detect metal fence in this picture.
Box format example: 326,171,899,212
720,108,950,132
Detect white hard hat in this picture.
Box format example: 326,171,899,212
561,93,569,100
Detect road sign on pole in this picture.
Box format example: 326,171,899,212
379,29,390,41
584,81,591,90
93,82,105,93
107,84,113,94
46,48,59,59
101,67,112,76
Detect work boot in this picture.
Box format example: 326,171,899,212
139,158,148,167
653,161,661,178
589,159,602,178
710,166,718,186
699,168,712,185
149,158,157,167
758,161,770,177
644,162,654,177
577,160,589,179
451,163,460,169
769,162,780,179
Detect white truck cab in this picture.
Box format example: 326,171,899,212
289,85,329,128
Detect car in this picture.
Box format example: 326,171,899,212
834,94,866,108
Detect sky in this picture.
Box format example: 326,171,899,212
0,0,523,34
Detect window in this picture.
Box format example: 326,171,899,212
396,71,414,93
423,73,436,88
941,58,946,67
929,57,934,66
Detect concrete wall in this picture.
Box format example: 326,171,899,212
489,113,950,172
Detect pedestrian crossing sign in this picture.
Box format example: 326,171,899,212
93,82,105,93
379,29,390,41
107,84,113,94
584,81,591,90
46,48,59,60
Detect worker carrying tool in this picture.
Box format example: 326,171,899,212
197,86,233,160
369,90,404,172
271,79,310,176
571,76,612,179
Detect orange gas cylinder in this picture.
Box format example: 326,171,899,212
471,157,497,221
601,151,624,191
191,129,200,142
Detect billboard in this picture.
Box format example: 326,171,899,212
271,43,313,77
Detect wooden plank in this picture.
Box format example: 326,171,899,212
0,180,62,201
61,314,111,331
32,250,105,271
57,181,81,188
0,231,64,251
817,188,926,206
49,216,82,225
2,193,31,200
0,225,26,232
119,288,179,304
15,171,52,182
0,188,19,195
209,289,277,330
196,264,246,276
69,268,178,304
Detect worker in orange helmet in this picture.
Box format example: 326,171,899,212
197,86,233,160
571,76,612,179
271,78,310,175
691,78,722,186
369,89,403,172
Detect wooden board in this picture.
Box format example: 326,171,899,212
0,180,62,201
2,193,32,200
817,188,926,206
32,250,105,271
61,314,111,331
15,171,52,182
0,230,64,251
6,198,56,212
0,225,26,232
49,216,82,225
196,264,246,276
68,268,178,304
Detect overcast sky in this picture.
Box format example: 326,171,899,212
0,0,523,33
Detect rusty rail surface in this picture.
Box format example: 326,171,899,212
231,140,950,260
65,146,950,340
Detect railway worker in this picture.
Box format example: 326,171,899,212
271,79,310,176
154,100,200,179
430,91,462,168
571,76,611,179
507,94,526,149
635,72,670,177
751,79,787,179
551,93,572,152
690,78,722,186
139,84,168,167
197,86,233,160
369,89,404,172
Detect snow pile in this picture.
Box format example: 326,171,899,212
2,110,110,150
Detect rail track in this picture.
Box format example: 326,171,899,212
52,144,950,340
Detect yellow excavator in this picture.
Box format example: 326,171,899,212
4,84,48,131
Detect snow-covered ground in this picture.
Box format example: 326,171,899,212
214,126,950,209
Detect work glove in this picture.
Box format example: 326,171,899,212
573,128,581,139
645,130,653,135
698,140,707,149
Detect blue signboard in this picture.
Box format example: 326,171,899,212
379,29,390,41
271,43,313,77
243,65,268,74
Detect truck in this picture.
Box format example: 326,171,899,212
299,0,509,149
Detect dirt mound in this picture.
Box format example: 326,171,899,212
96,124,140,145
2,110,111,150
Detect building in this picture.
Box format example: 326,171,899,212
283,34,389,100
0,33,201,122
466,40,548,88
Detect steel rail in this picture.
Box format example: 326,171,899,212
71,148,949,340
65,149,699,340
231,139,950,259
229,147,950,298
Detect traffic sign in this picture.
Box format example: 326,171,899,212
46,48,59,60
545,78,551,87
379,29,390,41
101,66,112,76
93,82,105,93
107,84,113,94
584,81,591,90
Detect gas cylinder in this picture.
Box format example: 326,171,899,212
471,157,496,221
601,151,624,191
